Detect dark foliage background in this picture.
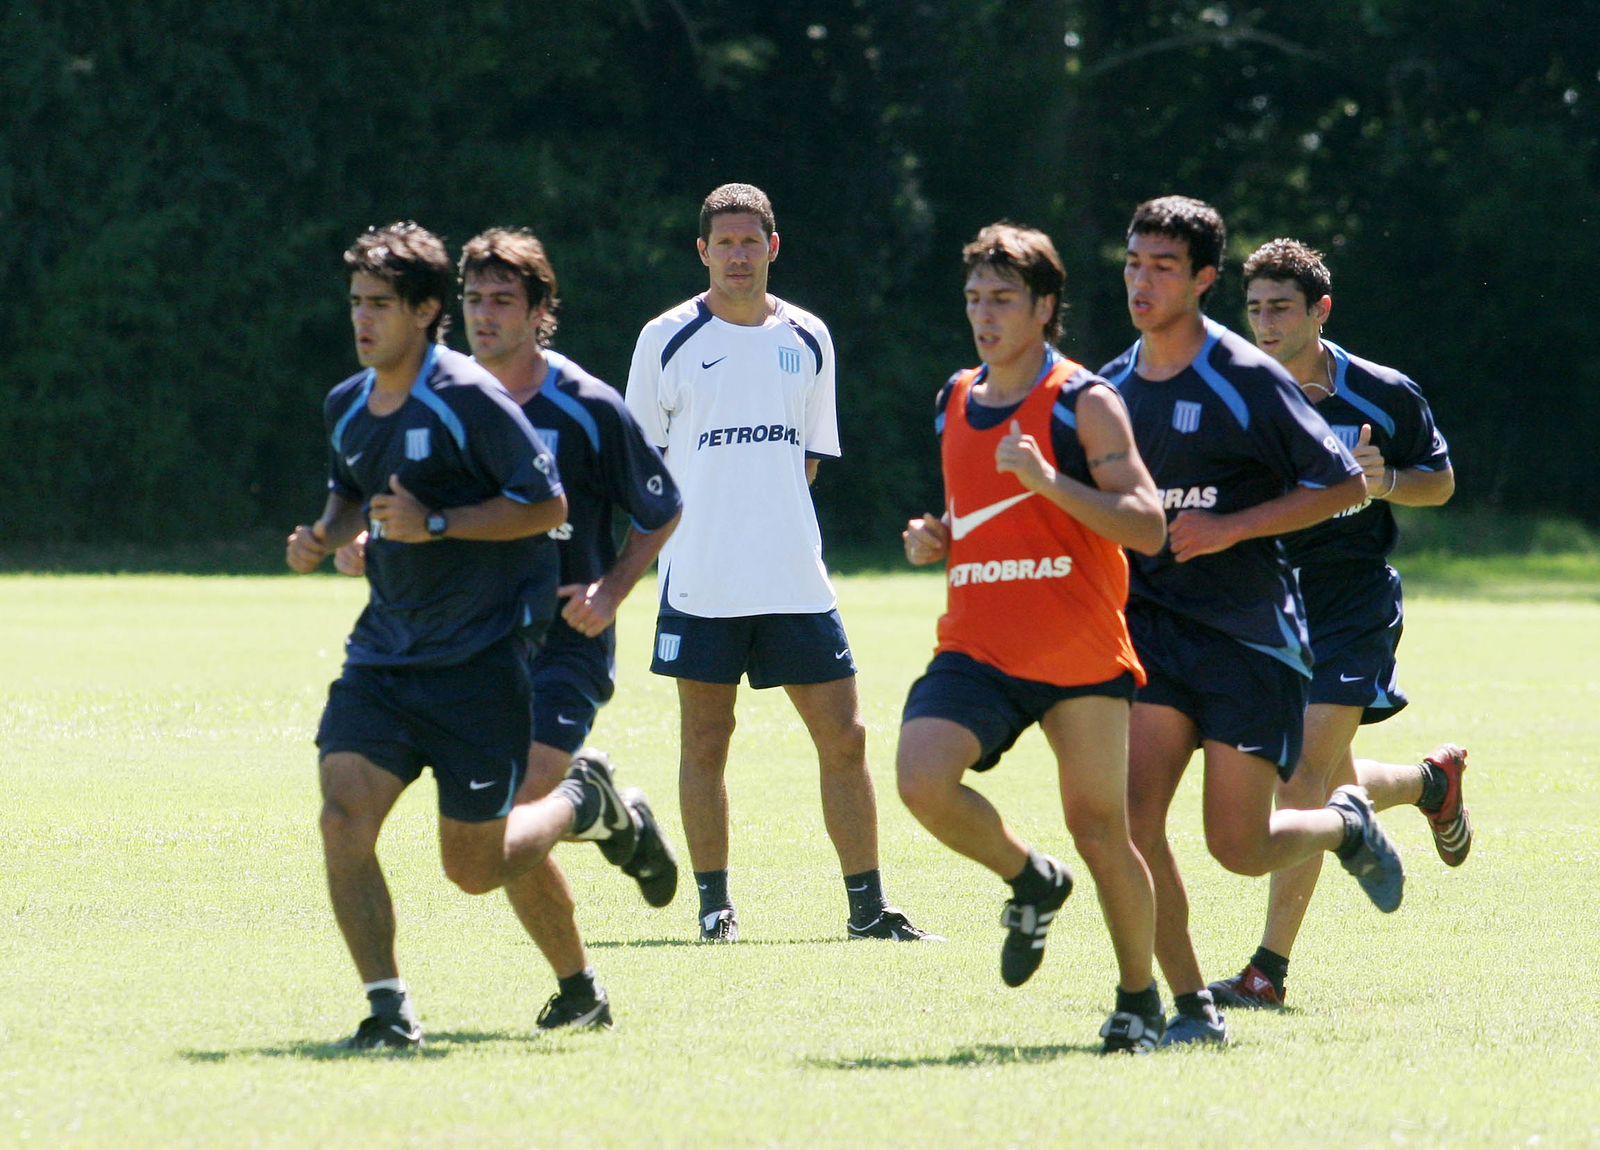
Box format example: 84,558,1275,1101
3,1,1594,547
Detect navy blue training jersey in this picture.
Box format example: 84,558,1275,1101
1280,341,1450,570
325,344,564,667
521,350,681,661
933,348,1115,481
1100,319,1361,675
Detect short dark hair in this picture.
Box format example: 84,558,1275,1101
459,228,560,347
343,221,452,342
1127,195,1227,308
699,183,776,241
1242,238,1332,308
961,222,1066,344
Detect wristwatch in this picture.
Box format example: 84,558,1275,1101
426,511,448,538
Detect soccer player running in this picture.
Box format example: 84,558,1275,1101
898,224,1169,1052
625,183,936,943
288,222,663,1049
1100,196,1402,1046
1207,238,1469,1010
335,227,685,1032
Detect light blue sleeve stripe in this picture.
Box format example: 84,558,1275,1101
331,370,375,453
407,346,467,450
1103,345,1138,389
1052,402,1077,430
539,365,601,454
1192,321,1249,430
1324,343,1395,437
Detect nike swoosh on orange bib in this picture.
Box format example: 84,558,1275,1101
948,491,1036,541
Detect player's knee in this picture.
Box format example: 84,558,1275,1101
816,718,867,773
442,854,502,896
896,760,949,819
1063,803,1123,860
1205,825,1270,876
319,797,379,851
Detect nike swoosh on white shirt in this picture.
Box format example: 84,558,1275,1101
948,492,1036,541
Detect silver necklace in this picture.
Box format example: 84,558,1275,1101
1300,348,1335,399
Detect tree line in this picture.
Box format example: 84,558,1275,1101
3,1,1595,549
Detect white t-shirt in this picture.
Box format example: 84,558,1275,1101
626,294,840,617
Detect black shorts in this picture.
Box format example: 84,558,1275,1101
528,631,616,754
316,636,531,823
650,609,857,688
1129,600,1307,781
1300,562,1409,724
902,650,1136,773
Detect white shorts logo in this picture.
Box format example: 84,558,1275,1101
647,474,664,495
1172,400,1202,434
777,346,801,374
406,428,431,460
656,633,682,662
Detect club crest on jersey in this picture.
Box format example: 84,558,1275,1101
777,346,802,375
405,428,431,460
656,633,682,662
1172,400,1202,434
647,474,664,495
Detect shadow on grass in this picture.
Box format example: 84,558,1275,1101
585,936,842,948
808,1041,1101,1070
179,1029,578,1062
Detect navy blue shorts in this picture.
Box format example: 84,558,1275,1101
527,627,616,754
1300,562,1409,724
650,608,857,688
1129,600,1307,780
316,636,531,822
902,651,1136,773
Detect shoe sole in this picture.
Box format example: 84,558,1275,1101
621,791,678,908
538,1001,614,1032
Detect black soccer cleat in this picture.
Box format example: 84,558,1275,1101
567,748,641,864
344,1013,423,1051
536,986,614,1033
1100,1009,1165,1054
999,857,1073,987
699,907,740,943
847,908,945,942
619,790,679,908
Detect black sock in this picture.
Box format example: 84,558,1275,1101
1250,946,1289,992
844,869,889,925
366,986,417,1025
555,776,598,834
695,869,731,918
1333,802,1364,860
1417,758,1449,813
1007,849,1057,903
1116,982,1163,1021
1174,989,1217,1023
557,967,600,1002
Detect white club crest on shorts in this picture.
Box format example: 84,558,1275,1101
777,346,801,375
1172,400,1202,434
406,427,431,460
647,474,664,495
656,632,682,662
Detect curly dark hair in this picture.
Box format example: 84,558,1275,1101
1242,238,1332,307
699,183,776,241
459,228,561,347
343,221,452,342
961,222,1066,344
1127,196,1226,309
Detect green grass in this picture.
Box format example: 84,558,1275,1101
3,570,1599,1148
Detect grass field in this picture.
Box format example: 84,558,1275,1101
3,569,1599,1149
